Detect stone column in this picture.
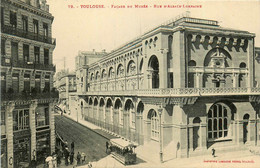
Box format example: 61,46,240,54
196,72,203,88
233,73,239,88
49,102,55,154
189,126,193,152
6,102,15,168
159,49,168,88
200,120,207,151
29,101,38,160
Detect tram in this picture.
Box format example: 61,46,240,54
110,138,137,165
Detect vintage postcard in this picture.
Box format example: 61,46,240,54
1,0,260,167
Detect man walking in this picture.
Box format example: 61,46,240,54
106,141,109,153
77,152,81,166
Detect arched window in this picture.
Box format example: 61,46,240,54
148,56,159,88
207,103,231,140
188,60,196,66
148,109,159,140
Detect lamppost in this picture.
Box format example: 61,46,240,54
158,106,163,163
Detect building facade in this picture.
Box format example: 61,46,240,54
54,69,76,113
77,16,260,161
1,0,57,167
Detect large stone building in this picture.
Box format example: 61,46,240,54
76,16,260,161
1,0,57,167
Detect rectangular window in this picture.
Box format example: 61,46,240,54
33,19,39,34
10,11,17,28
36,107,49,127
23,44,29,62
44,49,49,65
1,111,5,126
43,23,48,37
1,73,6,93
1,39,5,55
35,75,41,93
13,109,29,131
34,46,40,64
11,42,18,62
22,15,28,32
24,74,30,92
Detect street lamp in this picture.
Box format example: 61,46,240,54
158,106,163,163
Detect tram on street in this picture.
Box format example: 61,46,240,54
110,138,137,165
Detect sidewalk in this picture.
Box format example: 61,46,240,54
62,112,260,168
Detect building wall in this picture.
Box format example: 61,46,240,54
1,0,56,167
78,17,260,160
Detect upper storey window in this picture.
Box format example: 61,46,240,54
43,23,48,37
22,15,28,32
10,11,17,28
204,47,231,68
33,19,39,34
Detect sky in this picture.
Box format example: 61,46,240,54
47,0,260,71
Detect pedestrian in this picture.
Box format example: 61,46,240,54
212,148,216,157
57,150,62,166
52,152,57,168
30,156,37,168
71,141,75,152
70,151,74,164
106,141,109,153
64,147,70,166
77,152,81,166
81,152,86,163
65,140,69,147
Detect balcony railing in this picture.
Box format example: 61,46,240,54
81,87,260,97
1,25,56,45
1,90,59,101
1,58,56,71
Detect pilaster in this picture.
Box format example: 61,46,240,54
6,102,15,168
159,49,168,88
195,72,203,88
49,102,55,154
29,101,38,160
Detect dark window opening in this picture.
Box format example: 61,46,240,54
11,42,18,63
34,46,40,64
33,19,39,34
44,49,49,65
1,39,5,55
22,15,28,32
1,73,6,93
43,23,48,37
10,11,17,28
23,44,29,62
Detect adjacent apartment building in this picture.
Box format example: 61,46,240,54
1,0,57,167
54,69,76,114
76,16,260,161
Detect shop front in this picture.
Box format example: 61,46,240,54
36,130,50,164
13,131,31,168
